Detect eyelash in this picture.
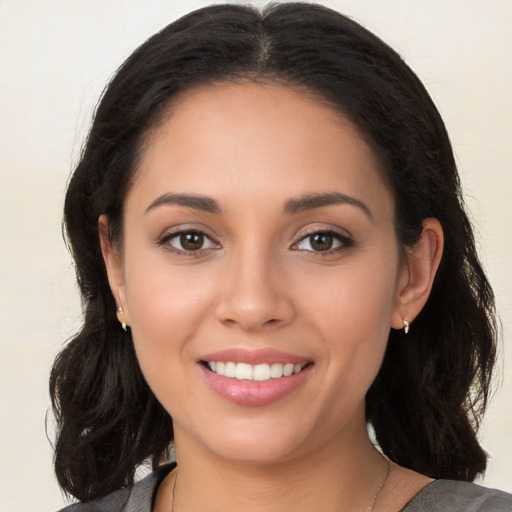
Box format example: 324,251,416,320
156,228,353,256
156,229,220,255
291,228,354,256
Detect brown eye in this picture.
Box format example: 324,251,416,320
180,232,205,251
163,230,218,253
293,230,351,253
309,233,333,251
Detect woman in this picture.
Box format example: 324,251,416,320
51,3,511,511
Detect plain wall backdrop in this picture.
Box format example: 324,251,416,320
0,1,511,510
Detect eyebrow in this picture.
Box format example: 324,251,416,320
145,191,372,219
284,192,372,219
145,193,222,215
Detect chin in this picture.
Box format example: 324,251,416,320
210,439,303,466
191,415,322,466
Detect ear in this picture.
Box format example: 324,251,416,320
391,218,444,330
98,214,131,328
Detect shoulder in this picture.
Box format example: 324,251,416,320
54,464,175,512
401,479,512,511
55,486,129,512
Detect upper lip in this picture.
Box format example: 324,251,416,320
199,347,311,366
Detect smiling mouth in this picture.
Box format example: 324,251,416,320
202,361,314,381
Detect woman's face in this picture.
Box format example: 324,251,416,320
111,82,408,464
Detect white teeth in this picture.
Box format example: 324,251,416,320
283,363,294,377
207,360,307,381
235,363,253,380
253,364,271,381
225,361,236,378
270,363,283,378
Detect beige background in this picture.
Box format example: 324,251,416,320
0,1,510,510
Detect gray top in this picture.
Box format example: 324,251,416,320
57,464,512,512
399,479,512,511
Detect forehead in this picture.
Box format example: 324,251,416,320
130,82,393,217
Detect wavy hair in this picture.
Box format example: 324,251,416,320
50,2,497,501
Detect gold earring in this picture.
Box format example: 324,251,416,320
117,306,127,331
403,320,410,334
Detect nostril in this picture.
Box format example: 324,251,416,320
214,291,294,331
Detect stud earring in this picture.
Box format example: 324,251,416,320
403,319,410,334
117,306,127,331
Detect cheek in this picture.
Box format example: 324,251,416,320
125,243,217,327
301,250,399,383
122,253,217,393
303,253,399,335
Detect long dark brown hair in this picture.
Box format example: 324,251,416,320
50,2,497,502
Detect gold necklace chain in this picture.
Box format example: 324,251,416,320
170,469,178,512
170,458,391,512
368,458,391,512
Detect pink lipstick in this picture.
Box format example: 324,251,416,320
198,347,313,406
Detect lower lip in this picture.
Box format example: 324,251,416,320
199,364,312,407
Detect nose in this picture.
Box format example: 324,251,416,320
214,245,295,332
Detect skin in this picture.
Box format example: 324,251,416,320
100,82,443,511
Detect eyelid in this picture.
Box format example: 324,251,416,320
156,227,221,255
291,227,354,254
155,225,352,256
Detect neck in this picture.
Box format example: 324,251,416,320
158,423,389,512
